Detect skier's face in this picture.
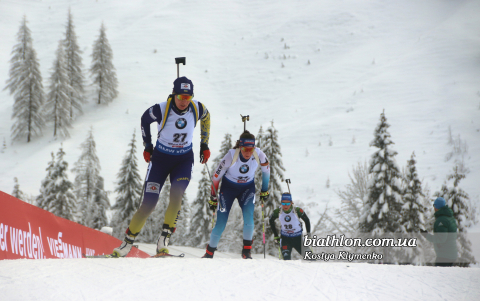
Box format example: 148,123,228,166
175,94,192,110
240,146,254,159
281,201,292,210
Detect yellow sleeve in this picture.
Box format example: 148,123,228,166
200,104,210,145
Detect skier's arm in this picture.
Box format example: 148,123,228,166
269,209,280,237
198,102,210,146
297,207,311,233
257,149,270,193
140,104,162,145
211,151,233,195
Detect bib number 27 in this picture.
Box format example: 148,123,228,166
173,133,187,142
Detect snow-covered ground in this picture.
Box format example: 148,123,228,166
1,0,480,300
0,244,479,301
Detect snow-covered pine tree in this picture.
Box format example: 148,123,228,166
400,152,429,265
72,129,105,227
46,41,72,138
435,165,476,267
12,177,25,201
262,121,285,216
5,16,45,142
46,147,77,221
89,175,110,229
211,133,232,169
111,131,143,238
186,168,213,248
258,121,286,256
63,9,86,118
90,22,118,105
330,161,370,235
359,111,405,263
402,152,427,232
36,152,56,210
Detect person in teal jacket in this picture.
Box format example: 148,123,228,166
422,197,458,267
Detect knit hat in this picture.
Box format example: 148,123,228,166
173,76,193,95
281,193,292,202
433,197,446,209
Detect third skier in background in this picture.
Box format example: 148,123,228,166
269,193,311,260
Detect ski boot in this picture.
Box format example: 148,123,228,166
112,228,137,257
241,239,253,259
201,244,217,259
156,224,176,255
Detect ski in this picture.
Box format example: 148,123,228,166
83,253,117,258
82,252,185,258
151,252,185,258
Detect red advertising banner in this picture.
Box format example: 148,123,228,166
0,191,150,260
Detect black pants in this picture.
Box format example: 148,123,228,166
280,235,303,260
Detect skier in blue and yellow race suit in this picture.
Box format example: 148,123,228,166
113,76,210,257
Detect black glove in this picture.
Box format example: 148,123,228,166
260,191,269,202
208,194,218,211
143,143,153,163
200,143,210,164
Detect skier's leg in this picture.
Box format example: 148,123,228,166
113,161,169,257
292,235,303,256
129,161,169,234
157,151,194,252
239,182,256,242
208,190,235,248
162,151,194,228
281,236,293,260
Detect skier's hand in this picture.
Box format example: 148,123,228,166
260,191,269,202
143,143,153,163
208,195,218,211
200,143,210,164
274,236,280,244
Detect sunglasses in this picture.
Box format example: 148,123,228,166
241,147,254,153
176,94,193,101
281,202,292,206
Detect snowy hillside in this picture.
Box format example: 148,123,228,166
1,1,480,300
1,0,479,217
0,244,479,301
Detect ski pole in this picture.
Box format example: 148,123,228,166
261,197,266,258
285,179,291,193
205,164,222,212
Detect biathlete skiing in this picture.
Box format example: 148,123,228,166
112,74,211,257
269,192,311,260
202,130,270,259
